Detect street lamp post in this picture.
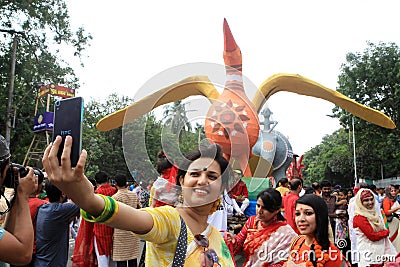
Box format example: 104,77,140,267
1,29,25,146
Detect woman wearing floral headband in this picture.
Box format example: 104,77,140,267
284,194,349,267
353,188,396,266
43,136,235,267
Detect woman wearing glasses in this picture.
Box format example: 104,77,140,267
285,194,349,267
43,136,236,267
226,188,298,266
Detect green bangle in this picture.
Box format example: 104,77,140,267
81,194,117,223
101,196,116,222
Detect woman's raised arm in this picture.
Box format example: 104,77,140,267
42,135,153,234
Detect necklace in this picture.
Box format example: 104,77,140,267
298,238,330,267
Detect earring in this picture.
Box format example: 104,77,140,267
178,191,184,204
208,197,222,215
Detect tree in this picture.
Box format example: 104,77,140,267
84,94,133,178
303,129,354,187
163,100,192,139
84,94,165,183
0,1,91,163
306,42,400,183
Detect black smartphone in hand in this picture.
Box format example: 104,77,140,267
52,97,84,167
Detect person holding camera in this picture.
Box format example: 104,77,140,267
0,134,38,265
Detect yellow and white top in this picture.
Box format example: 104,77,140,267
136,205,234,267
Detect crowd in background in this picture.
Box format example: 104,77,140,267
2,135,400,267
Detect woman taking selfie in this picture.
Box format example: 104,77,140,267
285,194,349,267
353,188,396,266
226,188,297,266
43,136,236,267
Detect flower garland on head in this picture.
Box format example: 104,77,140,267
305,240,330,267
306,240,329,267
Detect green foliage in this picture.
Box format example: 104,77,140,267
336,42,400,180
304,42,400,185
83,94,133,179
0,1,91,164
303,129,354,187
82,96,206,184
163,100,193,134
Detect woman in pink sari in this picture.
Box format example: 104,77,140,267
226,188,297,266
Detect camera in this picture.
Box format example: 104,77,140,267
3,163,43,188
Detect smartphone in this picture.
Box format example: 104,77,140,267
52,97,84,167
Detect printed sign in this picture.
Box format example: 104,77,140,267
38,84,75,99
33,112,54,132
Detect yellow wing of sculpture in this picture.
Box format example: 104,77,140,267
96,76,220,132
252,73,396,129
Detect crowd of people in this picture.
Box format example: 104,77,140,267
1,133,400,266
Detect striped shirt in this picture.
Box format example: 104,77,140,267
112,189,140,261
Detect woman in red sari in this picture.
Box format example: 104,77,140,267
71,219,97,267
227,188,298,266
72,178,97,267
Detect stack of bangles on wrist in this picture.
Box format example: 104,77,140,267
81,194,119,223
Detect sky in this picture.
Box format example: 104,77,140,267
65,0,400,156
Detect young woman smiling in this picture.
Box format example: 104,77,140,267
353,188,396,267
284,194,349,267
43,136,236,267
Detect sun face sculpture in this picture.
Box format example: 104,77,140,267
96,18,395,178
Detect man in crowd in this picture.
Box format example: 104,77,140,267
10,170,48,267
94,171,117,267
282,178,303,234
34,181,80,266
112,174,141,267
320,180,337,235
312,182,321,196
228,169,249,214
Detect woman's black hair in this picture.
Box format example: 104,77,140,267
176,144,231,190
257,188,285,221
296,194,330,251
277,178,289,187
346,188,354,198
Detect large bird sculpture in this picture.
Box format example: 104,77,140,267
96,18,395,178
